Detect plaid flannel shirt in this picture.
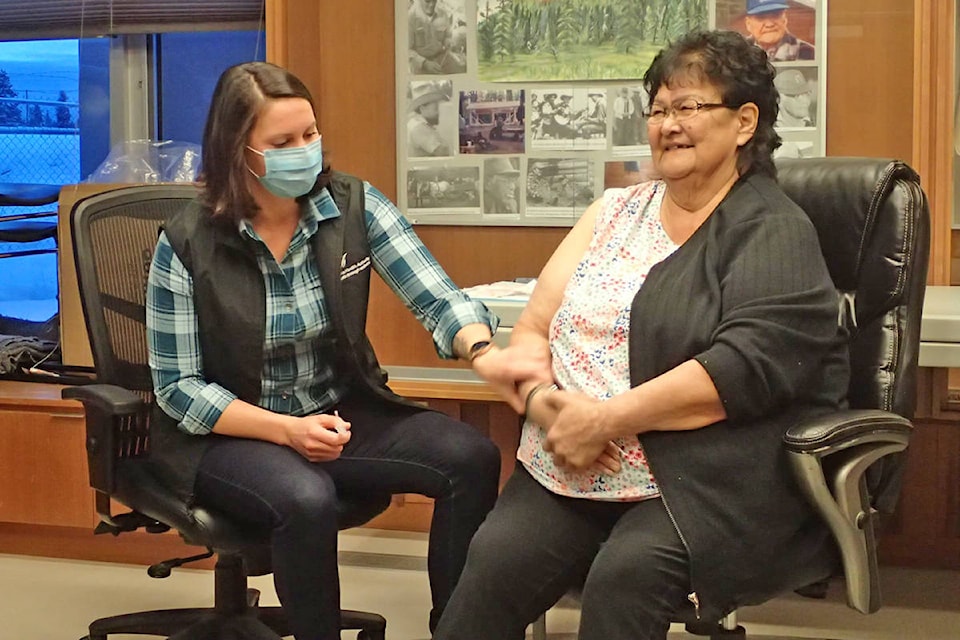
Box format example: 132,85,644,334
147,182,497,434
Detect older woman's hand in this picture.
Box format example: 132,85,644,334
540,389,613,471
471,343,553,412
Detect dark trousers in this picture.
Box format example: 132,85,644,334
433,465,692,640
193,394,500,640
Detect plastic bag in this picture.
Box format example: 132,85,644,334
86,139,201,183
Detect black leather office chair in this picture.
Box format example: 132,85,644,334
62,185,390,640
533,157,930,640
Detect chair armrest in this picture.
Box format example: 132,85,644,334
62,383,144,416
785,409,912,615
62,384,147,496
784,409,911,454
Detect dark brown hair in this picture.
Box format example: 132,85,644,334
643,30,781,179
199,61,331,219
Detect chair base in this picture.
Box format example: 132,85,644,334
83,604,386,640
685,620,747,639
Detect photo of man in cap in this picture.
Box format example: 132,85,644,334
743,0,815,61
774,68,815,128
483,157,521,214
408,80,454,157
408,0,467,74
576,91,607,133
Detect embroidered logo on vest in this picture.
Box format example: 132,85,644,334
340,255,371,281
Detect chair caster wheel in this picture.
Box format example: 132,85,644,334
711,625,746,639
685,621,746,638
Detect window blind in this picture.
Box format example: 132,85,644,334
0,0,265,41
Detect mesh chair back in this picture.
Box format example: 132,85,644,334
776,158,929,511
71,184,199,392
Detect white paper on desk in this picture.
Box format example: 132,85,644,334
463,280,536,300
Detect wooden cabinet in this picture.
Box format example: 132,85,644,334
367,383,521,533
0,382,91,528
1,379,957,570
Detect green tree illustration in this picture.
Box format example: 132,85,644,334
493,0,515,61
547,0,577,61
510,1,531,54
615,0,647,53
478,0,497,62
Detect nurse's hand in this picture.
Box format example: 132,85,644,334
471,343,553,412
284,413,351,462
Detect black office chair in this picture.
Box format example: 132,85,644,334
533,157,930,640
62,184,389,640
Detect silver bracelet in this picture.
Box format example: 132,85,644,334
524,382,558,418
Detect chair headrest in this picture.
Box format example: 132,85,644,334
775,157,921,294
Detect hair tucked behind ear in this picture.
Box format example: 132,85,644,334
199,62,332,220
643,30,781,179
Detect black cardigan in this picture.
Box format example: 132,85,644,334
629,171,849,617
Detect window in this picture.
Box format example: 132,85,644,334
0,29,262,371
158,30,266,145
0,39,102,328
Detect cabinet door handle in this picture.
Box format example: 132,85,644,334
48,412,84,420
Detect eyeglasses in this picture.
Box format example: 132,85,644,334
643,98,737,125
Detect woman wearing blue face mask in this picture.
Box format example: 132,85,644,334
144,62,547,640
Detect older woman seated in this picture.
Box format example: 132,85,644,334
434,29,849,640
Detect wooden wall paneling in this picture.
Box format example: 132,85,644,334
264,0,287,67
911,0,955,286
943,422,960,546
878,418,960,569
269,0,322,124
825,0,914,161
369,226,567,366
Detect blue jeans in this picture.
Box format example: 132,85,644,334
193,393,501,640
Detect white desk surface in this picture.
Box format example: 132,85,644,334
919,286,960,367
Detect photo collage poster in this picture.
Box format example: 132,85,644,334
397,0,827,226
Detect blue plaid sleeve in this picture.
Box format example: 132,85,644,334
146,232,238,434
363,183,499,358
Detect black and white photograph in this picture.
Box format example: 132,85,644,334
395,0,826,227
482,157,521,214
407,80,457,158
526,158,596,217
604,160,656,190
407,0,467,75
611,86,651,156
406,164,480,212
774,134,819,159
529,88,608,151
459,89,525,155
774,66,818,129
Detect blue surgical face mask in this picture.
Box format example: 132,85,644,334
246,137,323,199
